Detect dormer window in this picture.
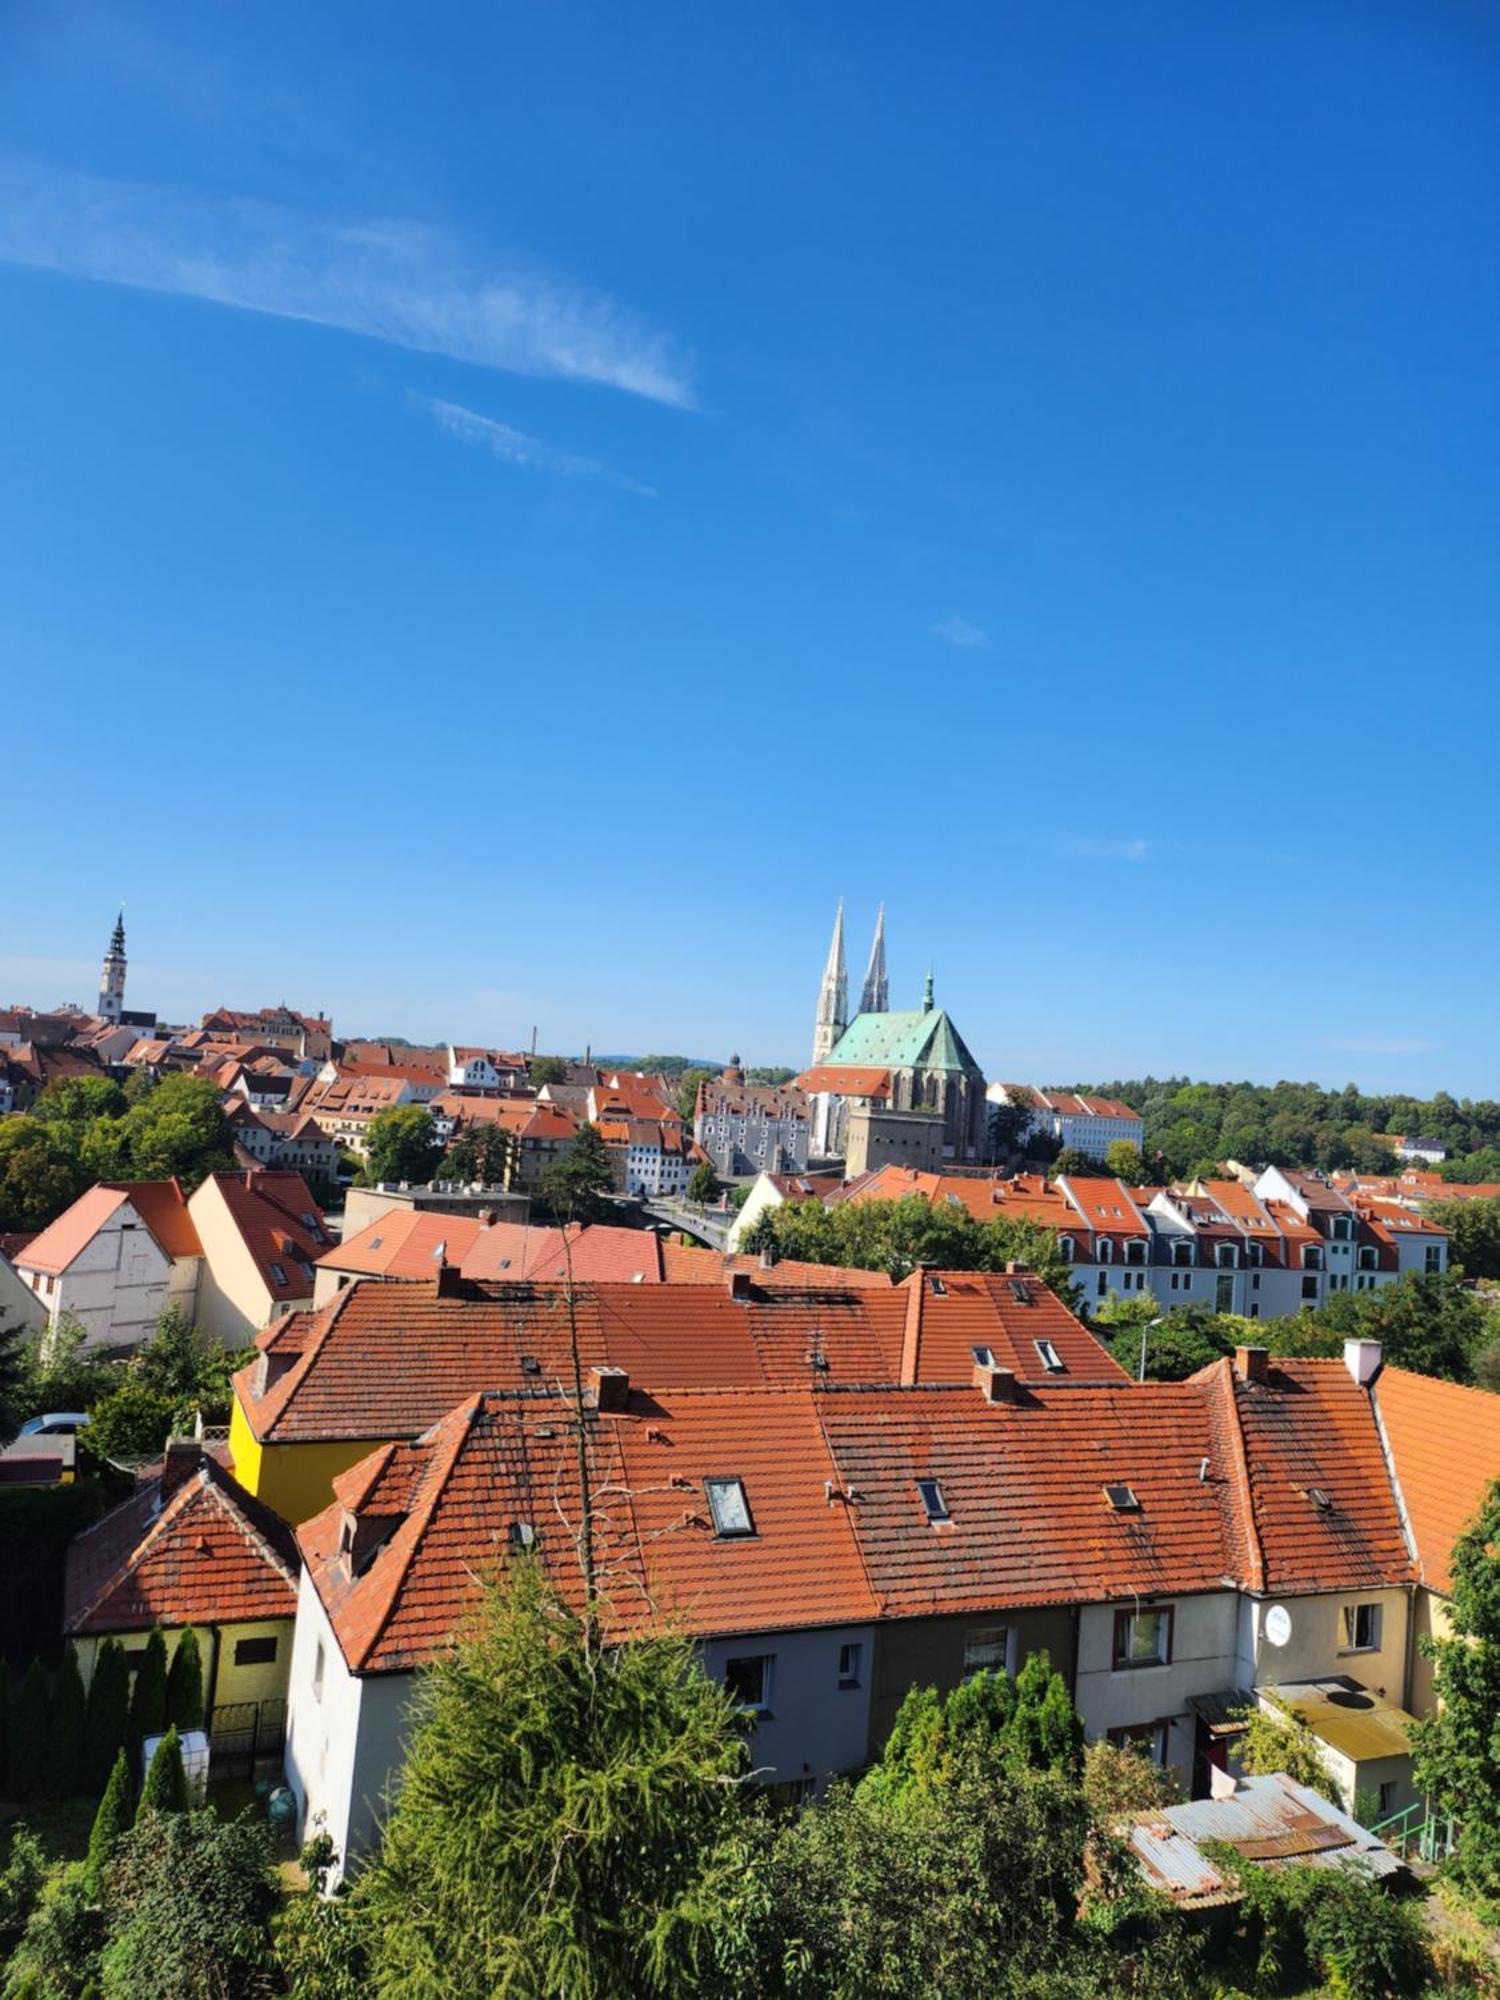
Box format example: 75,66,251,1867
1304,1246,1322,1271
339,1509,403,1576
1098,1238,1113,1264
705,1478,754,1538
1125,1240,1145,1265
268,1262,287,1287
1057,1235,1075,1262
1216,1243,1235,1268
1246,1241,1263,1267
1173,1240,1192,1267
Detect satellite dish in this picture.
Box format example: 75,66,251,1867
1264,1604,1292,1648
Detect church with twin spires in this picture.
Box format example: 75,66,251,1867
796,902,988,1169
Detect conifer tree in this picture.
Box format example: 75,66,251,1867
86,1748,133,1898
126,1625,167,1766
136,1723,189,1818
9,1657,51,1799
84,1637,131,1793
164,1627,205,1732
49,1641,87,1795
359,1560,750,1998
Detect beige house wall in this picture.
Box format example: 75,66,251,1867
1406,1588,1452,1718
188,1177,309,1346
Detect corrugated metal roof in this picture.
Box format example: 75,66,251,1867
1128,1774,1400,1909
1276,1679,1416,1764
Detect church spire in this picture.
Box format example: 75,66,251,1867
811,900,848,1064
922,966,934,1013
858,904,888,1016
98,909,127,1024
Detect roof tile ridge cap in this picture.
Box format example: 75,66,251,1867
349,1393,485,1673
262,1280,359,1437
1210,1359,1265,1595
809,1398,884,1622
197,1466,301,1589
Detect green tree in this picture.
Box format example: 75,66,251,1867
0,1117,89,1233
0,1312,27,1446
357,1559,750,1999
9,1659,50,1799
756,1194,1077,1300
686,1160,719,1206
99,1808,279,1999
126,1629,167,1767
359,1105,441,1188
1105,1139,1147,1184
1098,1302,1231,1382
540,1121,616,1225
164,1629,204,1733
0,1826,47,1937
528,1055,569,1087
1428,1196,1500,1281
81,1377,180,1468
136,1725,189,1818
83,1640,130,1793
1233,1692,1333,1793
439,1123,513,1186
1412,1479,1500,1898
133,1304,241,1423
3,1860,105,1997
86,1750,134,1898
1264,1271,1485,1382
34,1076,129,1129
101,1073,235,1190
18,1314,119,1429
1081,1737,1180,1817
272,1836,368,2000
49,1644,86,1795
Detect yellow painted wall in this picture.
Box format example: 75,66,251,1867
229,1394,389,1523
1407,1589,1452,1718
74,1619,293,1709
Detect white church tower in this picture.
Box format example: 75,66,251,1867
858,904,888,1016
98,911,127,1023
811,900,848,1064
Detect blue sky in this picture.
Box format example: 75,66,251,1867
1,2,1495,1091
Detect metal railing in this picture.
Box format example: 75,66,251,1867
1368,1798,1457,1864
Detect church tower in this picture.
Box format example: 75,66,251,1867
811,900,847,1064
98,911,126,1024
858,904,888,1016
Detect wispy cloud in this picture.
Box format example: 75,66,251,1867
931,614,988,649
1321,1035,1440,1057
414,393,657,498
0,161,694,407
1059,835,1150,862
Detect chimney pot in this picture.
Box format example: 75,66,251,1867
159,1437,203,1498
1234,1344,1269,1382
727,1269,753,1302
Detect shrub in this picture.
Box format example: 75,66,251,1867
125,1629,166,1767
0,1827,46,1938
99,1808,278,1999
136,1726,188,1818
2,1861,104,1997
86,1750,132,1900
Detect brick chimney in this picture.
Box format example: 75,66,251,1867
589,1364,630,1411
1343,1338,1383,1387
1234,1345,1269,1382
727,1269,753,1303
972,1349,1018,1403
159,1437,203,1499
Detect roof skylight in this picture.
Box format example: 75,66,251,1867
1034,1339,1065,1373
705,1478,755,1538
1103,1482,1140,1512
917,1478,950,1522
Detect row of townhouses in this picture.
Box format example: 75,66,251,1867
55,1261,1496,1883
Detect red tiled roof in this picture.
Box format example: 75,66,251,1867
323,1212,665,1286
661,1242,892,1290
1374,1367,1500,1595
234,1277,911,1445
897,1269,1130,1385
16,1187,133,1276
64,1454,299,1635
109,1180,203,1261
198,1171,328,1303
794,1064,892,1098
298,1385,878,1672
816,1381,1240,1616
1197,1356,1412,1594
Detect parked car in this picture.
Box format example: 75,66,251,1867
18,1411,91,1437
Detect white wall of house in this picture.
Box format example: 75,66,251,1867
725,1174,786,1252
702,1623,875,1798
22,1203,174,1351
1240,1587,1411,1704
0,1254,46,1339
283,1570,417,1877
1075,1592,1240,1789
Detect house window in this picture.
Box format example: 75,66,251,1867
963,1626,1010,1678
1342,1603,1382,1653
268,1262,287,1287
1113,1606,1172,1669
917,1478,950,1523
704,1478,755,1538
1378,1780,1398,1817
312,1637,325,1700
1424,1245,1441,1274
234,1635,278,1667
837,1641,863,1688
1034,1339,1064,1373
725,1654,773,1714
1301,1275,1318,1300
1108,1719,1171,1767
1097,1272,1108,1297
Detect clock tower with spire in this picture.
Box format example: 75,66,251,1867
98,911,127,1024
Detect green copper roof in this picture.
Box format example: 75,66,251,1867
823,1006,981,1077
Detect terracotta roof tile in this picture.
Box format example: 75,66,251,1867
1374,1367,1500,1594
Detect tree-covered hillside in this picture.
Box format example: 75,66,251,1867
1060,1076,1500,1183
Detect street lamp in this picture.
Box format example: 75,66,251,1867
1138,1316,1164,1385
